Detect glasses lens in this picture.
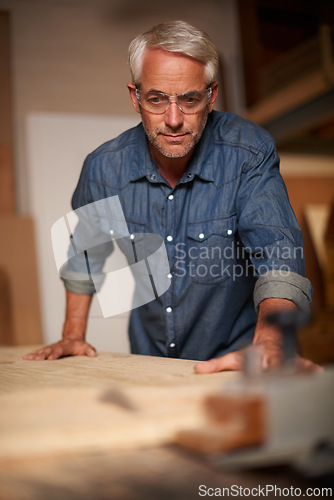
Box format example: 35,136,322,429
178,91,208,113
140,92,169,113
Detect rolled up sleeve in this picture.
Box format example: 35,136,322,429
253,270,312,312
61,271,96,295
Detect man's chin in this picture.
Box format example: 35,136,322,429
155,140,194,159
160,150,190,159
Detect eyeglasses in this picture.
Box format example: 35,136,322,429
135,86,212,115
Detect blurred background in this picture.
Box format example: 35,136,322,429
0,0,333,362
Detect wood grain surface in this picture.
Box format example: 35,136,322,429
0,346,238,461
0,348,328,500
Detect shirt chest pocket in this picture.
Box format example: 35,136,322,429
184,216,238,284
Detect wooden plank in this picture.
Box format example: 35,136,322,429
0,217,43,345
0,347,239,460
259,36,321,97
303,204,331,273
243,69,334,126
0,11,15,214
303,203,334,310
176,394,266,454
237,0,262,107
0,267,14,345
325,202,334,307
0,14,43,347
0,145,15,216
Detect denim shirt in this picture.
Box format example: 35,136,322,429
63,110,312,361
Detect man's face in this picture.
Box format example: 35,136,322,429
127,48,218,160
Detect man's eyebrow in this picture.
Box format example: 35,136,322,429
146,88,165,93
145,88,201,94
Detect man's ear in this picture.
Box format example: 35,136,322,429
127,83,140,114
208,81,219,112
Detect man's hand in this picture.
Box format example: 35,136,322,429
195,298,323,374
194,349,246,373
23,290,94,361
194,347,322,374
23,338,96,361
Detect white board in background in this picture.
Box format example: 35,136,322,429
27,112,140,353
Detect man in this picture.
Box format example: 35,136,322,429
24,21,320,373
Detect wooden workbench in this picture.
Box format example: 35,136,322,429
0,346,236,460
0,346,330,499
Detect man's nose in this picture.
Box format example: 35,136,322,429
164,100,184,128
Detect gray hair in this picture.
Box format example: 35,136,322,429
128,20,219,85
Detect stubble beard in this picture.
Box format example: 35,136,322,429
141,112,209,159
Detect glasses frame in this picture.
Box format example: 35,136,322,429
135,86,213,115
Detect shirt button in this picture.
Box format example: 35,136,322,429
166,307,173,313
168,194,174,200
166,235,173,242
130,233,135,240
187,173,192,178
167,273,172,279
150,174,156,180
227,229,233,235
169,342,176,348
199,233,205,239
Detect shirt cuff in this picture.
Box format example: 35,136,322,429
253,270,312,313
62,277,96,295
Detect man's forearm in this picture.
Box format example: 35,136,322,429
23,290,95,360
62,290,93,340
253,298,296,341
252,297,297,367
